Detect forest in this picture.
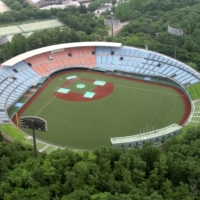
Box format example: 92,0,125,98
0,126,200,199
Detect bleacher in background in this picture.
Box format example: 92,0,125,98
95,46,199,85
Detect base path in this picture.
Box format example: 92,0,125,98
55,78,114,102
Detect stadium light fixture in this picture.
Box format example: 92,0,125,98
20,116,47,158
104,14,120,41
168,26,183,59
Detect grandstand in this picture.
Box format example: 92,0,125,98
187,101,200,126
0,42,200,148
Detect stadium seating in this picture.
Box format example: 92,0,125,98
26,46,97,76
0,61,41,123
94,46,200,85
187,101,200,126
1,43,200,124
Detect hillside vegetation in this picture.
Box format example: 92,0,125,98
0,126,200,199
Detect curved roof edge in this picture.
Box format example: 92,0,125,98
2,42,122,67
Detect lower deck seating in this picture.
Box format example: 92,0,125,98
0,66,41,123
187,102,200,126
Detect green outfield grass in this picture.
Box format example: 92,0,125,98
20,71,186,149
188,82,200,100
26,139,47,150
0,124,24,141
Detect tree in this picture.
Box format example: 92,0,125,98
11,34,28,56
183,126,200,144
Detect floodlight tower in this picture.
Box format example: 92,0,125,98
20,116,47,158
168,26,183,59
0,35,8,62
104,13,120,41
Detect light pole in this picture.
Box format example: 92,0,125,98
20,116,47,158
104,14,120,41
168,26,183,59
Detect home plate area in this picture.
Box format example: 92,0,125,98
54,75,113,102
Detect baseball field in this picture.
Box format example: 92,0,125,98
15,70,190,149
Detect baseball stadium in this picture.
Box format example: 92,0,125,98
0,42,199,152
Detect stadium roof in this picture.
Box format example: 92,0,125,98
1,42,122,67
110,124,182,144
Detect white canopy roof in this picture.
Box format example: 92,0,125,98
2,42,122,67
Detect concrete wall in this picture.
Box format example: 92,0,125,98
112,127,182,148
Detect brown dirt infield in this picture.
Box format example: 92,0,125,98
13,70,191,127
54,78,114,102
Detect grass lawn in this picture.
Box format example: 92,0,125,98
26,139,47,150
188,82,200,100
20,71,186,149
0,124,24,141
0,18,57,28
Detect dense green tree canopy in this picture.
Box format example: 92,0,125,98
0,126,200,199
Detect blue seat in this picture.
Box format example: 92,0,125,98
119,47,126,56
95,47,104,55
157,64,169,73
163,66,174,74
190,79,199,84
96,56,101,65
102,56,107,64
